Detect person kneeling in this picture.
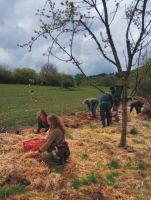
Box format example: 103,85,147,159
38,114,70,164
34,110,49,134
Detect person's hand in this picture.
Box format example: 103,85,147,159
34,129,38,134
40,128,46,133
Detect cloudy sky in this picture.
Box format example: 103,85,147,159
0,0,142,75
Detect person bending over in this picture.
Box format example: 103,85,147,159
83,98,99,118
130,100,144,114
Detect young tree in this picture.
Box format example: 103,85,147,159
21,0,151,147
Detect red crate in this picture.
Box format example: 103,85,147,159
23,138,46,152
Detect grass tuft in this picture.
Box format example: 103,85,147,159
106,172,120,187
66,132,74,140
128,164,146,171
89,124,98,129
80,151,89,160
108,159,120,169
0,184,25,198
130,128,138,135
71,173,103,189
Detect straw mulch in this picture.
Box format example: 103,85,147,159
0,111,151,200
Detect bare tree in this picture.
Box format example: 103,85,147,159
20,0,151,147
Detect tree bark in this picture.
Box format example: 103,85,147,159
120,80,128,147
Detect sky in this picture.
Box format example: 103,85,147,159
0,0,145,75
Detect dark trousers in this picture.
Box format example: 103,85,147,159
130,105,141,114
91,101,99,117
100,102,111,126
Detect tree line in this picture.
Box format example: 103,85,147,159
0,64,75,88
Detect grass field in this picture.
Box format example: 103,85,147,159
0,84,107,130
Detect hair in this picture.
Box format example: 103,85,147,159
83,99,88,104
37,110,47,118
47,114,65,134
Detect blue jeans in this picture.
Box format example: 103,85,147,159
100,102,111,126
91,101,99,117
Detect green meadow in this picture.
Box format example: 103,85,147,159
0,84,106,130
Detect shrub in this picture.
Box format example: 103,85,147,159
137,81,151,104
0,66,14,83
61,74,75,88
14,68,37,84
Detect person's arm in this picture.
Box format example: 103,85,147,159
39,130,58,152
37,117,43,133
110,95,113,107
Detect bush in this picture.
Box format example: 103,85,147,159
39,71,61,86
61,74,75,88
137,81,151,104
0,66,14,83
14,68,37,84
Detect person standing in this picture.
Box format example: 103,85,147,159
83,98,99,118
100,93,113,128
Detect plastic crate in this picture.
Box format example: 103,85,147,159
23,138,46,152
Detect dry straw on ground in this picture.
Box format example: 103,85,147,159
0,111,151,200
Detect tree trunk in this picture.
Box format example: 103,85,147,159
120,80,128,147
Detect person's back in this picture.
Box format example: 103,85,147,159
130,100,144,114
100,93,113,105
41,128,64,152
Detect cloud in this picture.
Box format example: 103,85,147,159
0,0,147,75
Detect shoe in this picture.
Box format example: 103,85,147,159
101,125,105,128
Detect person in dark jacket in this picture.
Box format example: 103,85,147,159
100,93,113,128
83,98,99,118
130,100,144,114
34,110,49,134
